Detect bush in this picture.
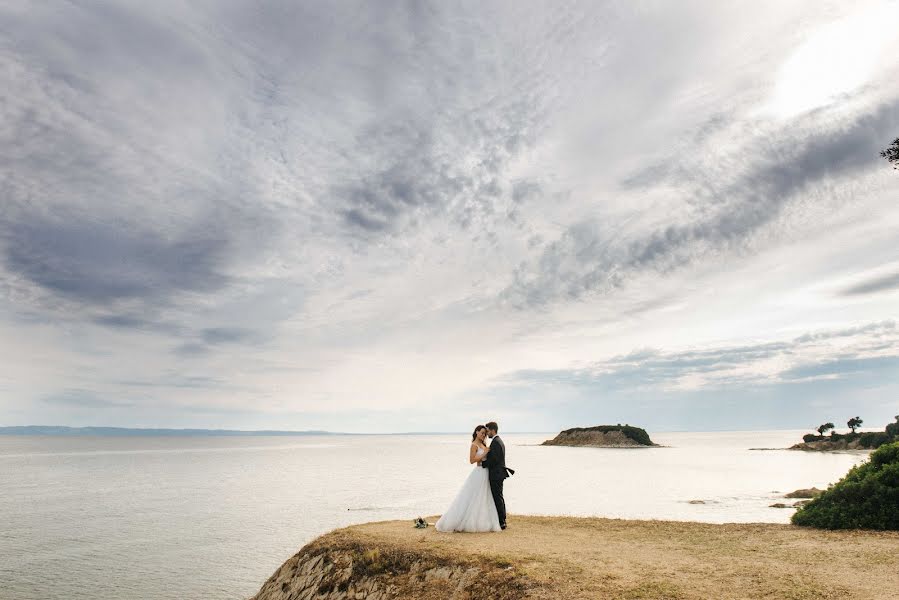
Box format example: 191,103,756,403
859,432,891,449
792,441,899,530
803,433,821,443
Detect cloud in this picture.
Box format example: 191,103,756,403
794,320,896,343
330,62,548,236
111,375,236,390
173,343,210,357
200,327,258,345
42,389,133,409
779,355,899,381
840,271,899,296
1,2,898,431
92,314,185,336
502,100,899,308
499,320,899,393
1,210,230,307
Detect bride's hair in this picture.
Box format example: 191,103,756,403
471,424,486,442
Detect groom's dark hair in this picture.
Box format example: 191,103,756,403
486,421,498,433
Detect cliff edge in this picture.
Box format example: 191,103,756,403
251,516,899,600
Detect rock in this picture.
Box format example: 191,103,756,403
784,487,824,499
687,500,706,504
250,539,534,600
769,503,791,509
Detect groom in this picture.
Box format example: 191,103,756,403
480,421,511,530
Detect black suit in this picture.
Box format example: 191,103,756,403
481,435,509,527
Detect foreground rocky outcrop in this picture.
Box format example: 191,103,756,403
251,516,899,599
251,528,541,600
541,425,657,447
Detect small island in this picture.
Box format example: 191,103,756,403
541,424,658,448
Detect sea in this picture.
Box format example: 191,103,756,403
0,430,868,600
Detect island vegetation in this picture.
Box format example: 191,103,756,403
790,415,899,451
792,441,899,530
541,424,657,447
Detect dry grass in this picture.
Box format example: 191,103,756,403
335,515,899,599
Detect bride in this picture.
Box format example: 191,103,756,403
435,424,502,532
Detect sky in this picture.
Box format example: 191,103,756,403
1,1,898,433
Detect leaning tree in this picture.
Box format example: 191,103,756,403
847,416,863,434
817,422,835,436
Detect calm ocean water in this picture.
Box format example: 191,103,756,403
0,430,868,600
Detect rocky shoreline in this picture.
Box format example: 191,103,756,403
789,439,872,451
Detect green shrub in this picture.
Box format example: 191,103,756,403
792,441,899,530
803,433,821,443
859,432,891,449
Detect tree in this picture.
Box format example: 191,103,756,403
847,416,863,434
882,138,899,169
886,416,899,439
816,422,835,436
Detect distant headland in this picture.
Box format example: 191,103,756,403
541,424,658,447
789,415,899,452
0,425,336,437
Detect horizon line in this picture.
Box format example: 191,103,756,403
0,424,837,437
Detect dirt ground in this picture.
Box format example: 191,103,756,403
342,515,899,599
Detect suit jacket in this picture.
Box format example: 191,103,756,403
481,435,510,481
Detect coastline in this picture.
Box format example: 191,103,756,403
3,431,874,598
251,516,899,600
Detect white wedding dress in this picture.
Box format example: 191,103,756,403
435,446,502,532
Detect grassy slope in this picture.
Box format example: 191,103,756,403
335,516,899,599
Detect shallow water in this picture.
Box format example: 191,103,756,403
0,430,867,599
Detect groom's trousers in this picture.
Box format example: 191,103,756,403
489,478,506,526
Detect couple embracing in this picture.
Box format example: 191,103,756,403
436,421,513,533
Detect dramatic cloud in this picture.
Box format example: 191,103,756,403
502,101,899,308
3,210,230,305
1,1,897,432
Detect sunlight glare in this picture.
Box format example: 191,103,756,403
767,4,899,118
